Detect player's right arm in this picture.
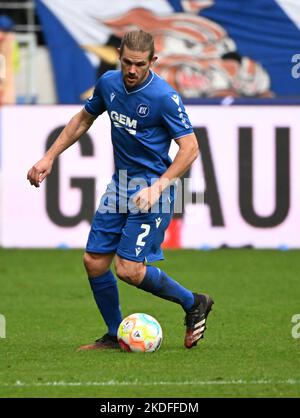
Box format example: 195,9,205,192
27,108,97,187
27,74,107,188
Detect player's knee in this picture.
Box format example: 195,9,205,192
83,252,109,277
83,252,98,276
115,260,144,286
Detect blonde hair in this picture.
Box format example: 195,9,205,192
120,30,155,60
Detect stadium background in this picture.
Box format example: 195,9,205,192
0,0,299,399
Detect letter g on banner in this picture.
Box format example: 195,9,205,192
45,126,95,226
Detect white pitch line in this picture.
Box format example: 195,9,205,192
0,379,299,387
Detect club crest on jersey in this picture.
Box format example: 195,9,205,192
137,104,149,117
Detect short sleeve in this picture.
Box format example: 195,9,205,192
160,92,194,139
84,77,106,117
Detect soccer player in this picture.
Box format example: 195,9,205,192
27,30,213,350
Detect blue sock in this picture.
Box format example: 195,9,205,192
138,265,195,311
89,270,122,336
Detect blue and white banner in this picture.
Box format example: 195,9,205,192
36,0,300,103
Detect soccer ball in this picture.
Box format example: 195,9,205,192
117,313,163,353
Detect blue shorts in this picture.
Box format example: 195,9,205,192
86,186,174,263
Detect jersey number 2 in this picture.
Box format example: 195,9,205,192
136,224,150,247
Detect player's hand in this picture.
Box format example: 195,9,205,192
133,185,161,211
27,157,54,187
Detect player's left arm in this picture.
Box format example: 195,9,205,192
134,133,199,211
159,133,199,183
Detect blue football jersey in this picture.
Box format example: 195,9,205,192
85,69,193,187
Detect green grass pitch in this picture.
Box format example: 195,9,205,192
0,249,299,398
